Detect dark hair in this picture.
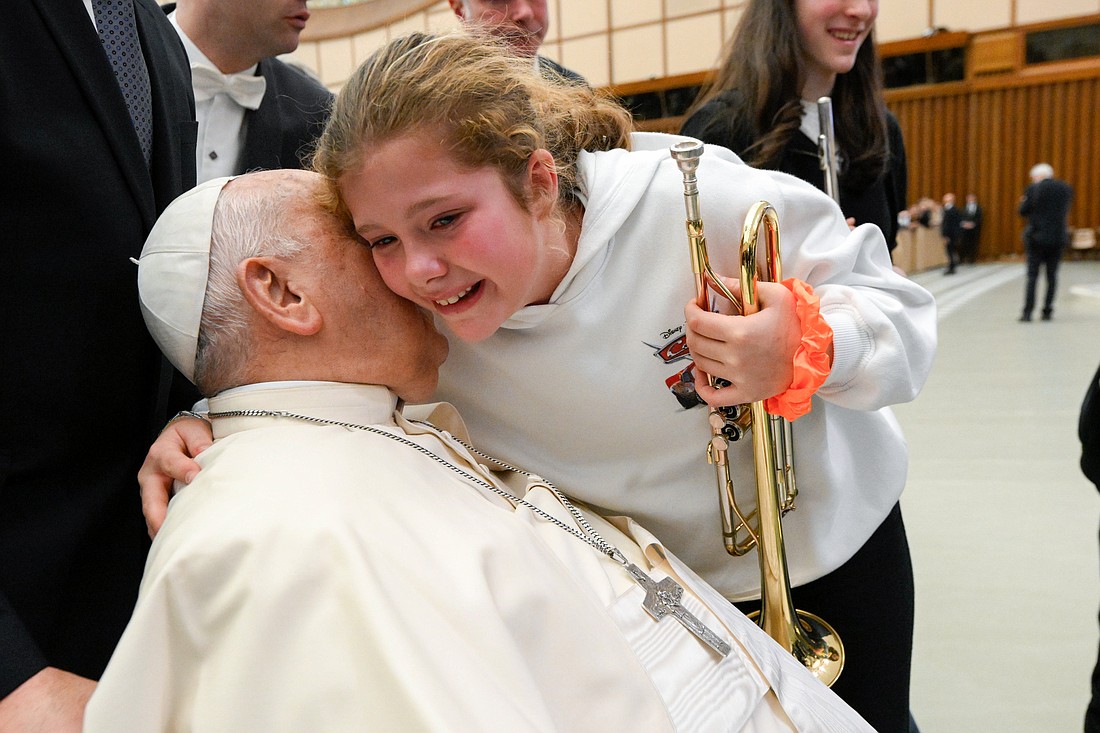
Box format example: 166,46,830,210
685,0,888,188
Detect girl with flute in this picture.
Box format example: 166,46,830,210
683,1,917,727
143,32,934,733
681,0,908,256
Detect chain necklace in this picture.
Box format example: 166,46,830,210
207,407,731,658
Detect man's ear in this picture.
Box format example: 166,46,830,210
446,0,465,20
237,257,322,336
526,149,560,218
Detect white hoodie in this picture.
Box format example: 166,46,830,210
437,132,937,601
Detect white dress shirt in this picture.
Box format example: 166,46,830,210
168,11,259,182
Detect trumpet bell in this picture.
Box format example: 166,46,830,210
747,609,845,687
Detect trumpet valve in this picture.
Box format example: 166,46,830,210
708,411,727,432
707,435,728,466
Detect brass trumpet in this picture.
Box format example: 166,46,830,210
669,140,844,686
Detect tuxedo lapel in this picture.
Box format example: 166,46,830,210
239,58,280,174
31,0,155,227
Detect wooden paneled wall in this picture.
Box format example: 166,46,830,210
887,66,1100,259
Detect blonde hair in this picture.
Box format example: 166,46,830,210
312,32,633,215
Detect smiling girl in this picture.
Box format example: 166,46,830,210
682,0,907,258
146,31,934,733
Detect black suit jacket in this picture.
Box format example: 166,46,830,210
961,203,982,230
239,57,333,173
940,205,962,240
0,0,196,697
1020,177,1074,249
537,55,588,87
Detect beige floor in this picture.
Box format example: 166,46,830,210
896,259,1100,732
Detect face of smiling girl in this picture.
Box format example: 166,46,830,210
795,0,877,98
339,130,577,343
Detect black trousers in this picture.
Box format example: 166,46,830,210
1023,244,1064,317
735,503,915,733
959,231,980,263
944,235,960,271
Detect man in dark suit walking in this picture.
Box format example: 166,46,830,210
165,0,333,183
0,1,196,728
1018,162,1074,322
940,192,962,274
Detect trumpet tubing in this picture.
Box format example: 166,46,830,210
669,140,844,687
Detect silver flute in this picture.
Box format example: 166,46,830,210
816,96,841,204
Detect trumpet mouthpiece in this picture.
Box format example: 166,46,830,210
671,140,704,174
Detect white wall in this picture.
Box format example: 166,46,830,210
290,0,1100,90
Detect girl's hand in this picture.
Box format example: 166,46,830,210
685,278,801,407
137,416,213,538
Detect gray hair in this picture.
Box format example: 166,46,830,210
193,184,309,396
1030,162,1054,180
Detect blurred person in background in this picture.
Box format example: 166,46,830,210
940,192,961,274
959,193,983,263
1018,162,1073,322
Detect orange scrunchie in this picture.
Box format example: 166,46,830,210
764,278,832,421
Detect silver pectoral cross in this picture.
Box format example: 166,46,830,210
622,562,731,658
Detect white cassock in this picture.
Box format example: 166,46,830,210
84,382,873,733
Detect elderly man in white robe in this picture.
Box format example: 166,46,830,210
83,169,873,733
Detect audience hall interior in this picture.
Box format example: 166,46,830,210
159,1,1100,729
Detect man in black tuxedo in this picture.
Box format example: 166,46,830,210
959,193,983,263
1018,163,1074,322
447,0,588,85
940,192,962,274
0,0,196,729
165,0,333,183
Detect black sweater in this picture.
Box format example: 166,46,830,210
681,91,907,254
